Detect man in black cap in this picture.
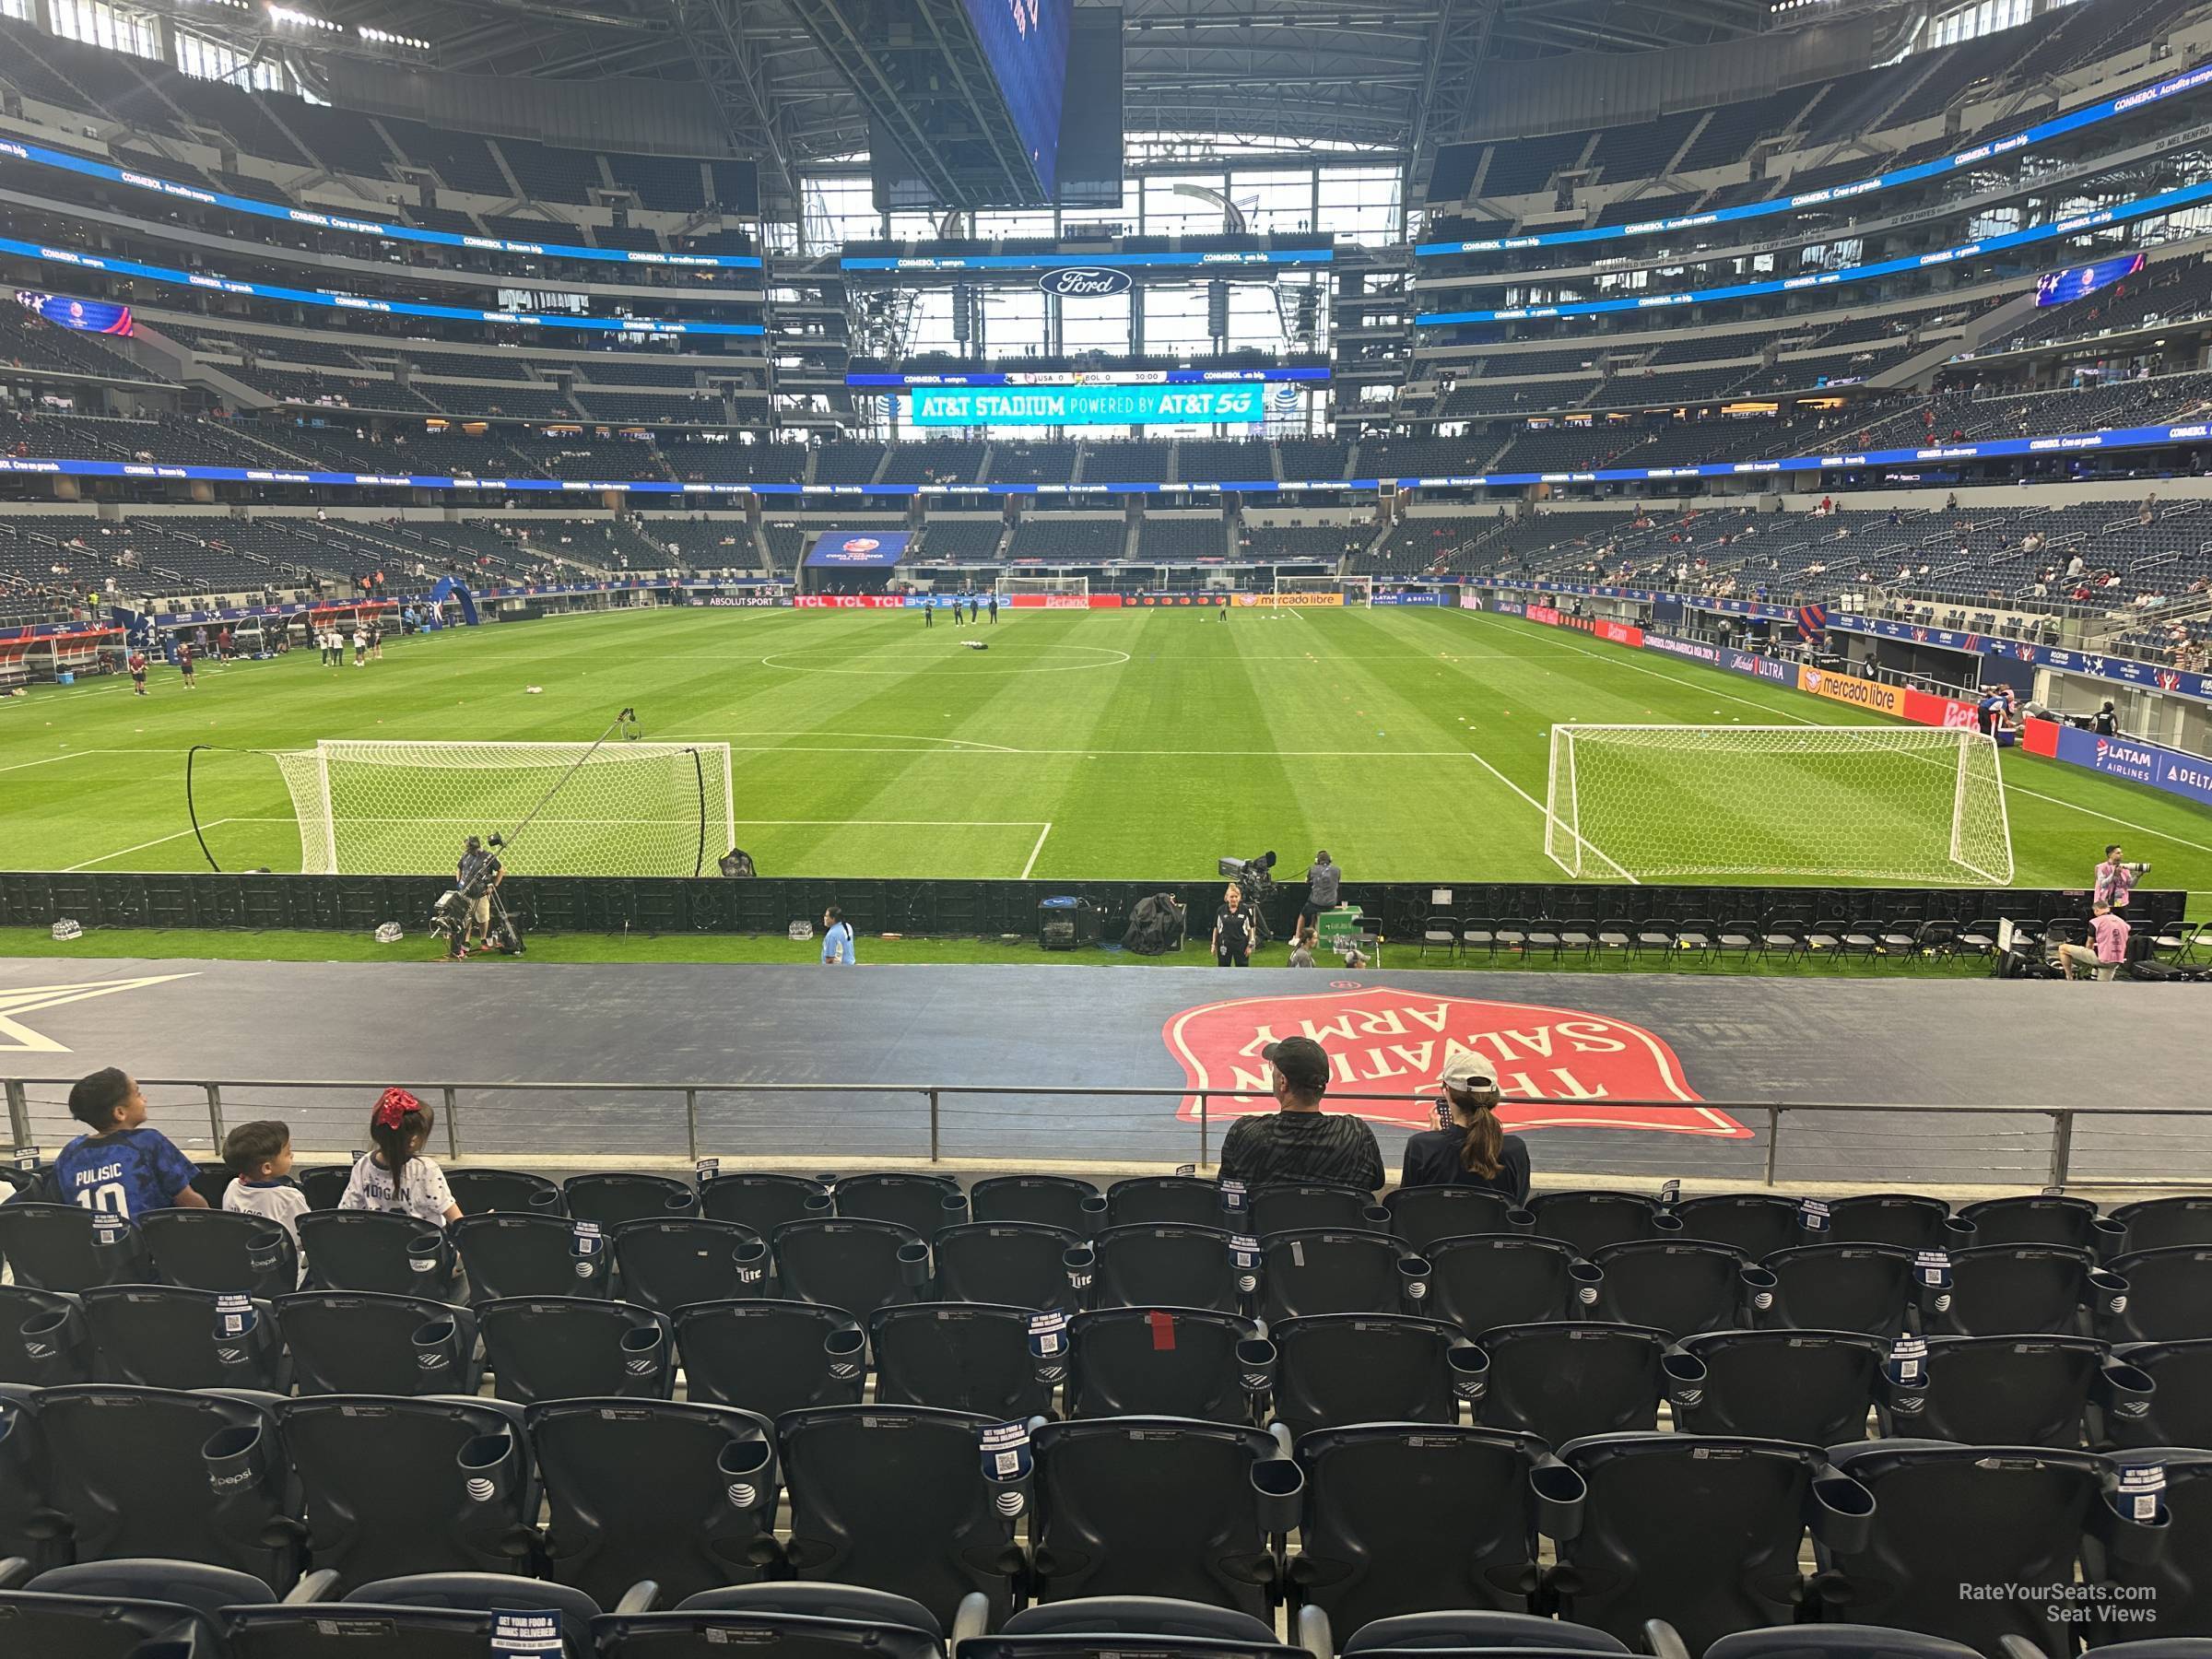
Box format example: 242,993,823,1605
1216,1034,1384,1193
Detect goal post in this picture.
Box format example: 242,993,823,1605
1271,574,1371,606
271,739,736,877
994,575,1089,603
1542,724,2015,885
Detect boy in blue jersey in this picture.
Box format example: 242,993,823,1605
52,1067,207,1220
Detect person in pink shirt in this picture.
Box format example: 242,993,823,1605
2060,902,2130,982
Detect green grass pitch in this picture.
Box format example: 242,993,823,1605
6,601,2211,896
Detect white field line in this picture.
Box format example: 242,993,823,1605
1021,822,1052,880
1464,750,1641,884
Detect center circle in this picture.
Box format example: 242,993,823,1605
759,643,1133,677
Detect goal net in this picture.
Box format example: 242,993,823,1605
995,576,1089,604
1271,574,1371,606
273,740,737,877
1543,724,2014,884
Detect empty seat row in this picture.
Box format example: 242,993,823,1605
2,1385,2205,1653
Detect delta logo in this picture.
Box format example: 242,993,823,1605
1164,986,1747,1137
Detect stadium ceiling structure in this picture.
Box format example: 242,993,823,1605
177,0,1820,199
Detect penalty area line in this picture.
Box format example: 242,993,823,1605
1021,822,1052,880
1465,750,1640,885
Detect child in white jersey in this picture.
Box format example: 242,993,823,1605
221,1118,311,1282
339,1087,462,1224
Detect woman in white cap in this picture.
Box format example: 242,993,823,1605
1399,1053,1530,1205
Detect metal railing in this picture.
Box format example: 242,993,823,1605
7,1076,2211,1190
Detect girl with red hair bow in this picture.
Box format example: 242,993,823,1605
337,1087,462,1223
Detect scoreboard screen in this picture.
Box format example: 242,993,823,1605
2036,253,2146,307
962,0,1075,198
907,382,1265,427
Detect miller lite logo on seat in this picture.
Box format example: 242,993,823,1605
1038,266,1134,299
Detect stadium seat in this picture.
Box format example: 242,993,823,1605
932,1220,1089,1311
1702,1627,1986,1659
597,1583,955,1659
295,1209,458,1300
2101,1248,2212,1342
1822,1194,1965,1251
1588,1240,1761,1338
1030,1417,1300,1615
1671,1194,1805,1260
138,1205,300,1294
1668,1329,1886,1445
833,1171,969,1235
1427,1235,1600,1332
187,1162,234,1208
2081,1447,2212,1641
1931,1243,2125,1336
1877,1334,2154,1447
446,1167,564,1216
0,1559,275,1659
1958,1195,2124,1253
0,1385,70,1571
1064,1307,1264,1421
1290,1425,1565,1637
1465,1322,1671,1447
1382,1185,1526,1253
1527,1192,1667,1254
292,1166,351,1211
1544,1434,1871,1652
2098,1340,2212,1449
226,1571,606,1657
78,1284,288,1391
276,1394,537,1590
29,1383,305,1591
1258,1229,1417,1322
700,1171,832,1233
1091,1224,1243,1313
274,1290,483,1396
0,1201,151,1290
1754,1244,1917,1336
1267,1313,1472,1437
2111,1199,2212,1253
672,1299,867,1418
477,1296,674,1403
870,1301,1060,1418
1246,1182,1386,1238
1332,1607,1627,1653
772,1218,931,1316
1107,1176,1225,1229
528,1396,780,1607
0,1285,96,1385
970,1174,1105,1233
1813,1440,2164,1657
564,1171,699,1228
780,1403,1023,1628
610,1216,769,1312
452,1211,612,1302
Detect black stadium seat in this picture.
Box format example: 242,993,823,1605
1754,1244,1918,1336
2110,1198,2212,1254
0,1285,96,1385
1064,1306,1264,1421
2099,1339,2212,1449
1671,1194,1806,1260
453,1210,613,1301
1928,1243,2125,1336
78,1284,288,1391
971,1174,1105,1233
0,1201,150,1290
0,1559,275,1659
0,1384,71,1571
1467,1322,1672,1447
931,1220,1088,1312
1382,1185,1524,1253
699,1171,830,1234
1268,1313,1471,1437
833,1171,968,1235
1822,1194,1964,1252
773,1218,930,1317
446,1167,564,1216
1108,1176,1224,1229
870,1301,1060,1418
478,1297,675,1403
1091,1225,1244,1313
528,1397,780,1607
138,1205,300,1294
274,1290,483,1396
598,1583,953,1659
564,1171,698,1228
2102,1248,2212,1342
1526,1192,1665,1254
673,1299,867,1418
1668,1328,1886,1446
295,1210,458,1300
1427,1235,1599,1332
227,1571,606,1658
2081,1446,2212,1641
1959,1194,2124,1254
1245,1182,1383,1237
1876,1334,2151,1448
611,1216,768,1312
1257,1229,1414,1322
1588,1239,1759,1337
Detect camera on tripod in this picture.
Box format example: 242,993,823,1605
1217,849,1278,901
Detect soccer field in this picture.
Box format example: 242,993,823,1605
6,602,2212,892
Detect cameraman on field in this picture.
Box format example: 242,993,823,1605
2095,843,2146,914
448,834,504,960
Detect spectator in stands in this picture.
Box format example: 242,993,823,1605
2095,843,2144,912
220,1119,309,1267
1212,883,1256,969
2061,902,2130,982
340,1088,461,1223
52,1067,208,1219
820,905,856,967
1217,1035,1383,1192
1399,1053,1530,1205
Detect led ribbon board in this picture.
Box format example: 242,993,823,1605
906,383,1266,426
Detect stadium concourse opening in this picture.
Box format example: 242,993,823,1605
4,0,2212,1650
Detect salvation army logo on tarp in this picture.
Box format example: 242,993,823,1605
1163,986,1746,1137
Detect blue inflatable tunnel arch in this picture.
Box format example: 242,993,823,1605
429,576,480,626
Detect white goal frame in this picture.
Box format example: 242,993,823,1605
1542,723,2015,885
994,575,1089,601
1271,573,1371,606
275,738,737,877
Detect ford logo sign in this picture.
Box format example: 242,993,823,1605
1039,266,1133,299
